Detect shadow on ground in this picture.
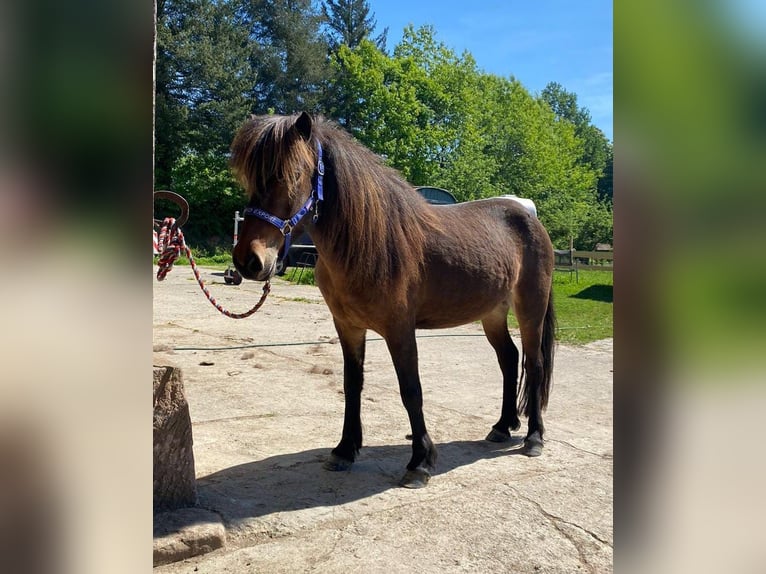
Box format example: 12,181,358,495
158,438,528,534
571,284,613,302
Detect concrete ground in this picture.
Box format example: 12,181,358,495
153,266,613,573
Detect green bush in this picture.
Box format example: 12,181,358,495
575,199,613,249
163,152,245,254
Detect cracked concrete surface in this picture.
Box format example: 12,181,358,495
153,268,612,572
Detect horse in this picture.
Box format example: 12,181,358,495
231,112,556,488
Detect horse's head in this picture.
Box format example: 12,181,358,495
230,112,321,281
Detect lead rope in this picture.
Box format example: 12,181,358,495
155,217,270,319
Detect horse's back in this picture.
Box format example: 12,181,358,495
427,197,550,255
412,197,553,329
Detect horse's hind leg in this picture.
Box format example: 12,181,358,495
482,306,521,443
518,343,545,457
324,320,366,472
514,286,556,457
385,329,437,489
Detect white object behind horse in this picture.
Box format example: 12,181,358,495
500,195,537,218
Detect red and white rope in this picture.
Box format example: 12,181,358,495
155,217,270,319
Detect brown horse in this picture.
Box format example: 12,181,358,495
231,112,556,488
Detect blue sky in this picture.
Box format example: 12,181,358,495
367,1,613,141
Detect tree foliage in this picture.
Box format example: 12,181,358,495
155,0,331,189
329,27,606,248
247,0,330,114
156,0,255,187
322,0,387,51
597,146,613,202
169,151,244,251
155,10,612,251
540,81,613,204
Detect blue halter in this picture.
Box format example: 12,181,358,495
242,140,325,261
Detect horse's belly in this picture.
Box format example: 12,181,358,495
415,315,478,329
415,309,496,330
414,290,510,329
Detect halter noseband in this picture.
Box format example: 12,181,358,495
242,140,325,261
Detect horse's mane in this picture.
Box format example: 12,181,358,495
230,114,316,202
231,114,442,293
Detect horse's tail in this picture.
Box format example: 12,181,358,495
519,284,557,415
539,284,556,410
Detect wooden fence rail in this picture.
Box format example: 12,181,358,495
554,249,613,281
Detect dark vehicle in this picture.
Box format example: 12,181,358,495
416,186,457,205
275,230,317,275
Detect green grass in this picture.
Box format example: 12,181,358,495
507,270,613,345
282,296,323,304
282,267,316,285
153,253,232,269
173,251,232,268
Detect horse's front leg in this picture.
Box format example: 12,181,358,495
323,320,366,472
385,329,437,488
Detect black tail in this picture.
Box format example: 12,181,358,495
539,285,556,410
519,285,557,415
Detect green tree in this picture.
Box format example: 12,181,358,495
576,199,613,249
331,26,487,190
540,81,612,201
154,8,612,251
247,0,331,114
540,82,589,127
407,39,498,200
169,152,245,251
597,146,613,201
155,0,255,186
330,38,428,179
329,24,603,240
468,75,603,247
321,0,387,51
156,0,335,250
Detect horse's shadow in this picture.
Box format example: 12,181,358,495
175,437,526,532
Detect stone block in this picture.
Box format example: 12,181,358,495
153,365,197,511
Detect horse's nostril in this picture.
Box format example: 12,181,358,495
246,253,264,276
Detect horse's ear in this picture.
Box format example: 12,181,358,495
294,111,313,140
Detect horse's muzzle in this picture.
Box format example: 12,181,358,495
233,251,276,282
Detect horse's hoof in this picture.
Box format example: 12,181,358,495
323,454,353,471
523,432,544,457
399,467,431,489
485,428,512,443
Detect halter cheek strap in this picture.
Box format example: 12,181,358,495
243,140,325,260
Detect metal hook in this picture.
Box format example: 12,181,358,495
154,190,190,228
